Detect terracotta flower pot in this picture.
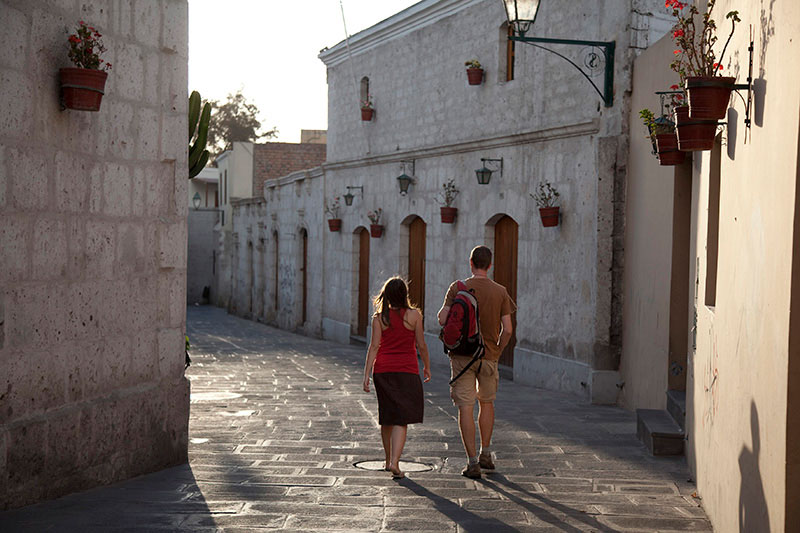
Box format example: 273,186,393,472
440,206,457,224
466,68,484,85
361,107,374,121
686,76,735,120
370,224,383,238
655,133,686,166
59,67,108,111
327,218,342,232
539,206,560,227
674,105,717,152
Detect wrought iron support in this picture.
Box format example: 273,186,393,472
510,35,615,107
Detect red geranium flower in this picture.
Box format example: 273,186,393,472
670,84,680,90
673,29,685,38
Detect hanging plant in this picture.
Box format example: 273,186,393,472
60,20,112,111
531,181,561,228
325,196,342,232
435,179,460,223
667,0,741,120
464,59,484,85
360,94,374,121
367,208,383,238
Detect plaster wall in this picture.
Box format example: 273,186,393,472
0,0,189,508
618,35,678,410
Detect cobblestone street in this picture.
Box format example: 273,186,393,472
1,306,712,532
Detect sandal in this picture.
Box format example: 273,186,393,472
388,464,405,479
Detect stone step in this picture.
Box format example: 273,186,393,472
636,409,684,456
666,389,686,431
349,334,367,346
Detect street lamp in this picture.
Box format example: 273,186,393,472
501,0,616,107
475,158,503,185
396,160,415,196
192,192,201,210
344,185,363,206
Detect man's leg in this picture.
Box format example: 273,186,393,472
478,401,494,448
457,404,477,458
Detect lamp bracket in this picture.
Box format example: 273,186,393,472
346,185,363,194
481,157,503,177
509,35,615,107
400,159,415,176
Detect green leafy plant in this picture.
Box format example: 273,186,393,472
531,181,560,209
67,21,111,70
324,196,341,219
639,108,675,142
464,59,482,69
367,208,382,225
188,90,211,179
360,93,374,110
435,179,460,207
667,0,740,83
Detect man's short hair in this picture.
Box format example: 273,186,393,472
470,245,492,270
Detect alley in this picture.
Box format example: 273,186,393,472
1,306,711,532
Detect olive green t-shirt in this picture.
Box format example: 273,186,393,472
443,277,516,362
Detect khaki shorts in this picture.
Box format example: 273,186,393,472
449,356,499,406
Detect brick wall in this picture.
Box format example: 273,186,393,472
253,142,326,198
0,0,189,509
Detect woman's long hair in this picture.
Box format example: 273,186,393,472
373,277,414,327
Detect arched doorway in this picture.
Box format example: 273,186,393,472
494,215,518,369
300,228,308,325
356,227,370,337
247,240,254,315
408,217,426,313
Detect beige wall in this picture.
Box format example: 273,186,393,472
0,0,189,508
619,35,682,410
622,1,800,530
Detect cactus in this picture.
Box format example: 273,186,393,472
188,90,211,179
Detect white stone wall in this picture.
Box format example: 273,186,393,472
0,0,189,509
223,0,671,402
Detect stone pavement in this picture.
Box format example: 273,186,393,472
0,306,712,532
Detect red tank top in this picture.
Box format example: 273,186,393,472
373,309,419,374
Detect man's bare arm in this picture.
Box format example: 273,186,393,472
437,305,451,326
497,314,513,351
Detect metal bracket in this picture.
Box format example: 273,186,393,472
510,35,615,107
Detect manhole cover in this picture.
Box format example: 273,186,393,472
354,460,433,472
190,392,242,401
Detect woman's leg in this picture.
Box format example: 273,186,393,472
380,425,392,469
389,425,408,474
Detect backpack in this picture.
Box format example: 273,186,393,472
440,280,485,384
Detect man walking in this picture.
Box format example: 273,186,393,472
438,245,515,479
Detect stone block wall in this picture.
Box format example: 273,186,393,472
0,0,189,509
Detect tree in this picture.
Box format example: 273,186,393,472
207,90,277,156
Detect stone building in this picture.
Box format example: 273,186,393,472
621,1,799,530
223,0,672,404
0,0,189,508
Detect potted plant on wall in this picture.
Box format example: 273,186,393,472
668,0,740,121
640,107,686,166
531,181,561,227
60,21,112,111
325,196,342,232
436,179,459,223
360,94,374,121
368,208,383,238
465,59,484,85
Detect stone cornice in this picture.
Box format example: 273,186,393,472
319,0,487,67
321,119,601,171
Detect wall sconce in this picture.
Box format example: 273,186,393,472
343,185,363,206
475,158,503,185
397,160,415,196
192,192,202,209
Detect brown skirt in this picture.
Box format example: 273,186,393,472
373,372,424,426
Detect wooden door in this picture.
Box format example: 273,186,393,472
273,232,279,311
408,217,426,312
494,216,518,368
301,229,308,324
357,228,370,337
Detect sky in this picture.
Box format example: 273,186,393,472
188,0,421,143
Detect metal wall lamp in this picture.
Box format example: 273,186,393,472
476,158,503,185
396,160,415,196
343,185,363,206
501,0,616,107
192,192,201,209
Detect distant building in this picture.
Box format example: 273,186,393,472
188,166,219,209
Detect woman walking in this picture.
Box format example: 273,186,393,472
363,277,431,479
